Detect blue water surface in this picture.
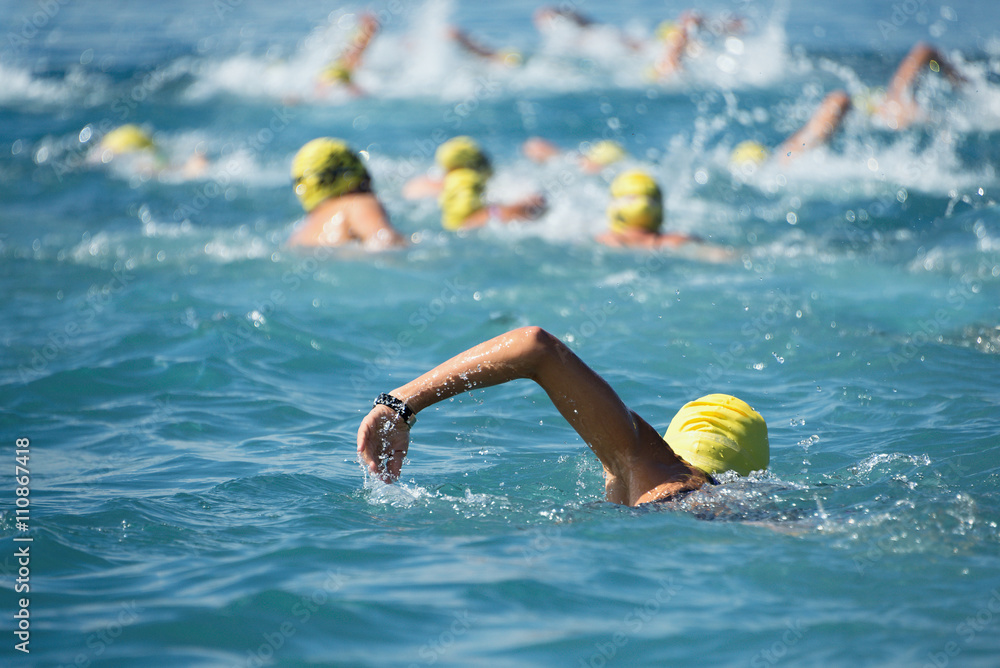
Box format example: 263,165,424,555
2,0,999,666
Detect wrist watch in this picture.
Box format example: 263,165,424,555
373,393,417,427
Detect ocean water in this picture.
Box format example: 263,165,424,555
2,0,1000,666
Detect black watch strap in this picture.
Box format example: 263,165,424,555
374,393,417,427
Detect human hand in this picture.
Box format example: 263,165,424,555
356,405,411,482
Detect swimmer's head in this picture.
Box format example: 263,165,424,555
439,167,487,230
664,394,769,476
729,140,770,168
582,140,627,169
100,125,156,155
655,20,682,42
496,49,524,67
291,138,371,212
852,87,885,117
318,59,352,85
606,169,663,233
436,136,492,177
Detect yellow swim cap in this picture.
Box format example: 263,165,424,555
583,140,626,167
100,125,155,154
318,59,352,85
291,138,371,212
496,49,523,67
439,167,486,230
852,86,885,117
656,20,681,42
606,170,663,233
730,140,770,167
435,136,492,176
664,394,769,476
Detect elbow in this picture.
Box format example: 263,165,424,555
515,326,558,351
513,326,570,369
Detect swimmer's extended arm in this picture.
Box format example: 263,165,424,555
459,195,548,228
654,11,701,79
356,327,681,502
340,13,380,69
885,42,963,103
879,43,964,128
777,90,852,159
447,25,498,59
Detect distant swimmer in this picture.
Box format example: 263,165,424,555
871,41,965,130
596,170,693,248
445,25,523,67
532,5,594,32
521,137,627,174
652,10,745,80
730,90,854,169
403,136,546,230
730,42,964,169
287,137,406,249
357,326,769,506
596,170,734,261
532,5,644,53
88,124,210,179
314,12,380,97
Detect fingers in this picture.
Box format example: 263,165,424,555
356,409,389,475
356,407,410,482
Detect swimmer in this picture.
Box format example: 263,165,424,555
874,41,965,130
652,10,744,80
521,137,627,174
729,90,854,169
88,124,165,174
532,6,594,32
532,5,643,53
445,25,522,67
652,11,703,79
88,124,211,179
315,12,380,96
357,326,769,506
287,137,406,249
403,136,546,230
730,43,964,169
776,89,854,160
596,170,699,249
